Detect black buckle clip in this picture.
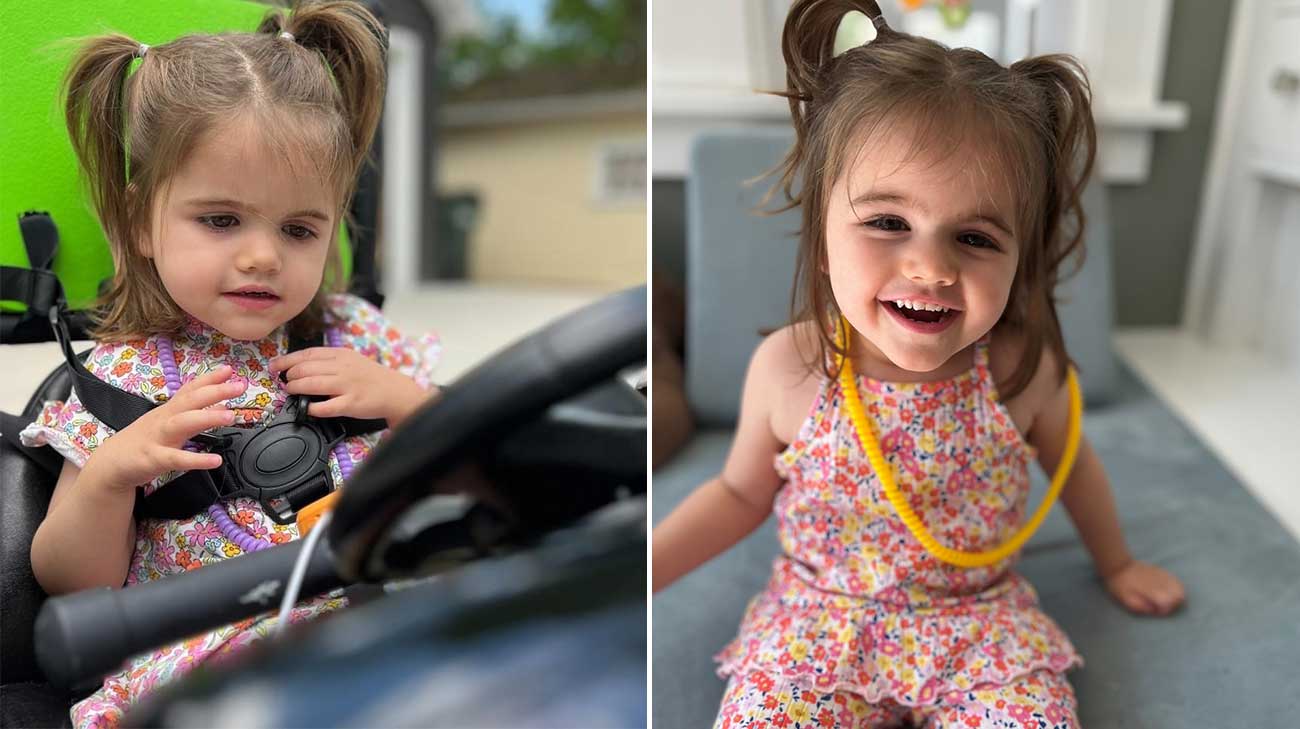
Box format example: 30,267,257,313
193,396,344,524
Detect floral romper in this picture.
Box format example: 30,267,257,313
714,335,1083,728
20,294,440,729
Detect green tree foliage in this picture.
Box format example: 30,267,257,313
541,0,645,67
443,0,645,98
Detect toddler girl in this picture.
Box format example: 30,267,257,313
20,2,439,726
652,1,1186,726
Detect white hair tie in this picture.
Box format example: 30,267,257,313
279,30,295,42
136,43,150,59
833,11,887,57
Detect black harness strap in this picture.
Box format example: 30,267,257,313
2,212,70,343
137,469,225,521
44,317,385,523
49,310,155,431
1,266,62,322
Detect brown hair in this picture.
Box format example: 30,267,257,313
769,0,1096,399
63,0,387,342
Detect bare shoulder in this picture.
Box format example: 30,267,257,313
986,325,1066,437
750,322,811,374
751,322,823,445
719,322,822,501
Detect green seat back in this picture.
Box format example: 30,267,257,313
0,0,353,314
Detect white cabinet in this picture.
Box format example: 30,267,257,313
1187,0,1300,371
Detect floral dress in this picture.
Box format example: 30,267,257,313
20,293,440,729
714,334,1083,727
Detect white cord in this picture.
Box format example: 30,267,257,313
274,511,332,640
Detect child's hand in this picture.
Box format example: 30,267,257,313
1103,559,1186,616
270,347,433,427
86,365,244,493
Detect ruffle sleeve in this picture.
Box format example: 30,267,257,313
18,338,169,470
324,293,442,389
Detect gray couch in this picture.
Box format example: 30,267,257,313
652,130,1300,727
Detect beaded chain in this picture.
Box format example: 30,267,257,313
156,333,357,551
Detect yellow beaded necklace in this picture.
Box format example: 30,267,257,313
835,317,1082,568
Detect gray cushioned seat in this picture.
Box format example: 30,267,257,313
653,130,1300,727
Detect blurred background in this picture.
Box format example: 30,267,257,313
651,0,1300,540
370,0,646,377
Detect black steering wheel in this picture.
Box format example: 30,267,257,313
329,285,646,582
34,285,647,690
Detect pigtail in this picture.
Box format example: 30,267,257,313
771,0,892,211
264,1,387,179
66,35,190,340
1012,54,1096,274
64,35,146,255
770,0,896,374
1000,54,1098,397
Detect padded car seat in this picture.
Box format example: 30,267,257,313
1,361,78,728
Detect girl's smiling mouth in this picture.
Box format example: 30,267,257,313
879,298,960,333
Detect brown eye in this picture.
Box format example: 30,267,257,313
282,224,316,241
958,232,997,250
198,214,238,230
865,215,908,232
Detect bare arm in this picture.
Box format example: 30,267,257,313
31,460,137,595
1029,392,1133,579
652,331,797,593
1027,352,1185,615
651,477,772,592
31,365,246,595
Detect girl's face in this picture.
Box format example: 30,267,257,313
825,130,1020,376
143,117,337,341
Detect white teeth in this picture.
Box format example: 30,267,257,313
892,299,950,313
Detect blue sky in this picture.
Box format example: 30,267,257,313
478,0,549,38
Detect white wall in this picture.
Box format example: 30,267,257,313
651,0,1188,183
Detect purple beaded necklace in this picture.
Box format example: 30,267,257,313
156,329,357,552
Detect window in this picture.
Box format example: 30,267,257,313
595,142,647,204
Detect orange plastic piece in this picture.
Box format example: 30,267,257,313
296,490,340,537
